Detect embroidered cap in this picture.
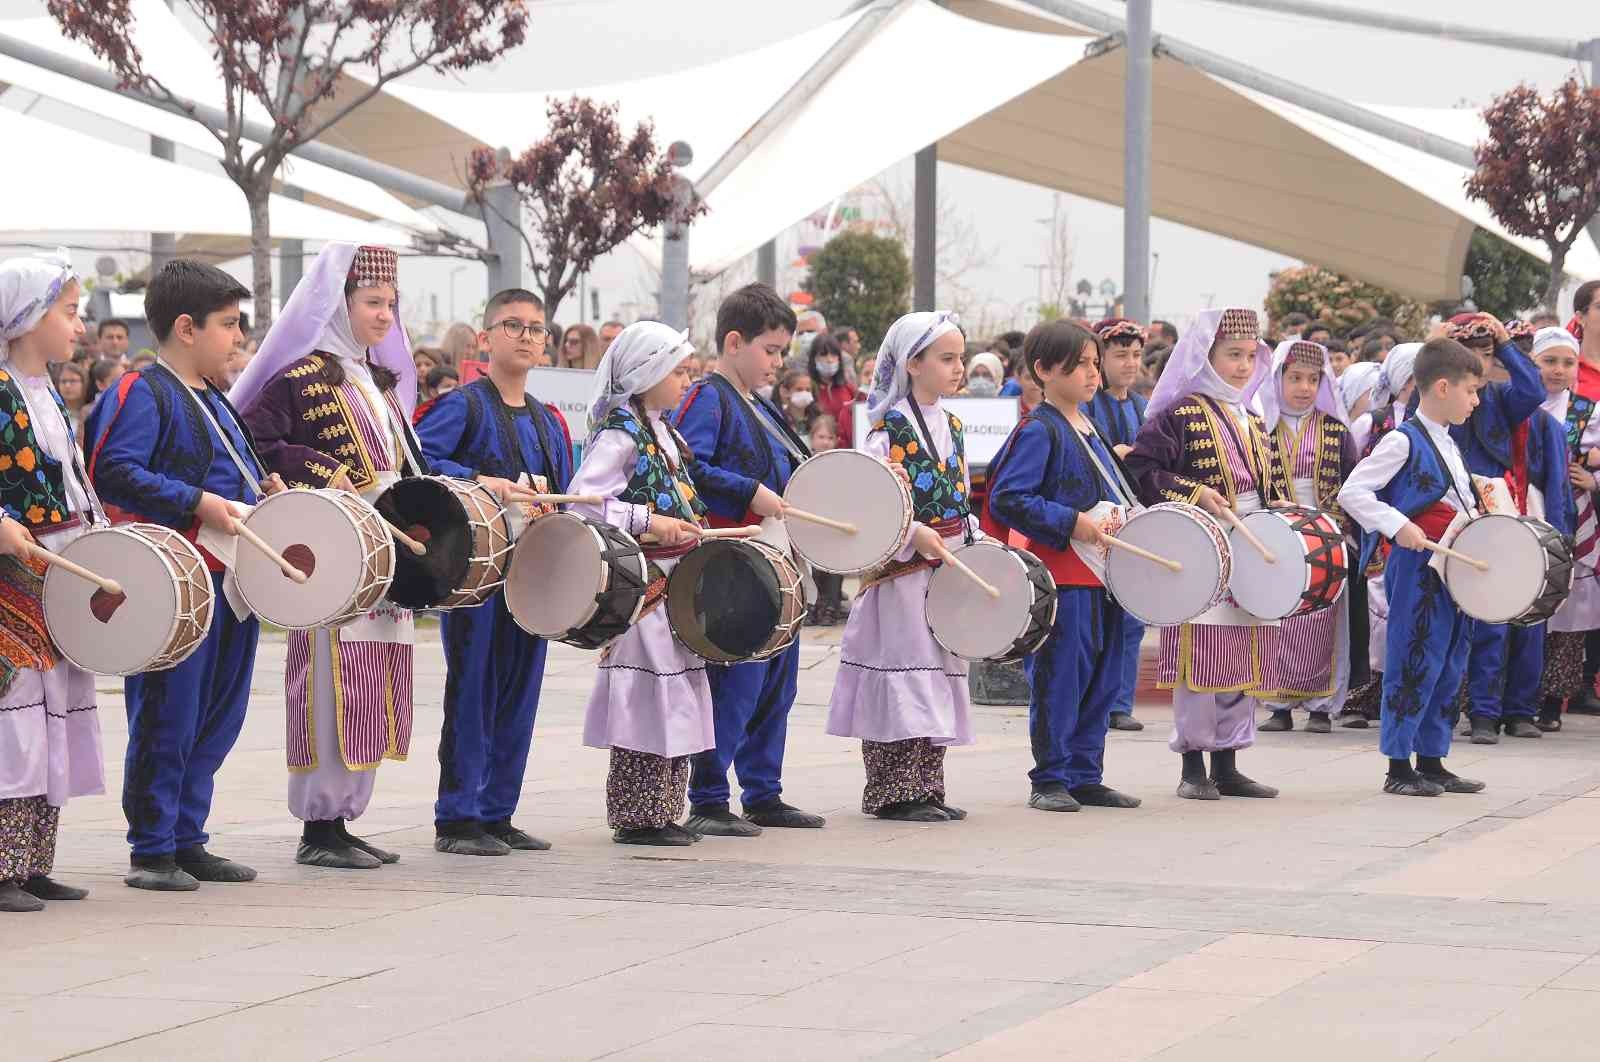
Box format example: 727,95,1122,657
1285,340,1327,369
1093,317,1147,344
1216,308,1260,341
347,245,398,289
1446,312,1496,344
1505,318,1535,340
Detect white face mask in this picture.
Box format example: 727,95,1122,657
966,376,999,397
815,357,840,378
789,390,815,410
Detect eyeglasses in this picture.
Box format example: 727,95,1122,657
495,319,552,343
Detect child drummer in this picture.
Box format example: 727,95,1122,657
0,250,106,912
90,259,277,890
986,319,1141,813
1124,308,1290,801
1254,340,1359,734
826,310,976,822
415,288,573,856
569,322,714,846
1338,338,1487,796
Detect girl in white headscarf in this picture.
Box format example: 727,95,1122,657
569,322,715,846
1252,340,1360,736
0,250,106,912
826,310,978,823
1338,361,1384,453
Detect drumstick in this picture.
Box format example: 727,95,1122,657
1103,535,1183,573
696,525,763,539
29,546,122,596
932,543,1001,599
1215,506,1277,564
231,520,310,584
385,522,427,556
783,507,858,534
507,489,605,506
1422,540,1490,572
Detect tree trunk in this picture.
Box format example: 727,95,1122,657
1545,243,1567,314
248,184,275,334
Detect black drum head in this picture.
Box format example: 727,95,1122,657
376,478,471,609
668,541,781,661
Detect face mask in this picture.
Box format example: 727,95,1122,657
966,376,999,397
789,390,815,410
815,357,840,378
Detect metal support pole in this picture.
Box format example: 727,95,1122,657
280,186,304,299
1123,0,1152,323
757,240,778,289
661,173,693,329
149,134,176,274
482,181,523,299
913,144,937,311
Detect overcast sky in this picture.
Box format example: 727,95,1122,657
0,0,1591,338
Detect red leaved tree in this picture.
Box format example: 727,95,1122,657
46,0,529,329
1465,77,1600,312
466,96,705,323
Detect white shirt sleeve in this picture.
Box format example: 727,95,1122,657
568,430,651,536
864,424,923,562
1337,429,1412,539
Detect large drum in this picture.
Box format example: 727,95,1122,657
1104,502,1232,626
1227,505,1347,620
783,449,913,575
925,541,1057,662
375,475,511,610
666,538,806,663
43,524,213,675
236,489,396,629
1443,514,1572,626
505,511,652,649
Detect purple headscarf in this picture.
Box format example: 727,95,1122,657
1146,307,1274,421
1255,340,1347,431
229,242,416,417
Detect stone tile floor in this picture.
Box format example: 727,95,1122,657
8,627,1600,1060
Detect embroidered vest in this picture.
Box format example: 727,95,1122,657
878,408,970,524
0,370,76,530
1273,410,1349,513
600,406,706,522
1165,394,1286,505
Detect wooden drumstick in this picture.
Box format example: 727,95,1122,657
385,522,427,556
697,525,763,539
1103,535,1183,573
1422,540,1489,572
29,546,123,596
932,543,1001,599
507,489,604,506
232,520,310,584
1215,506,1277,564
783,507,859,534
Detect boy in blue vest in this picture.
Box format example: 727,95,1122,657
671,283,825,835
415,288,573,856
1338,338,1488,796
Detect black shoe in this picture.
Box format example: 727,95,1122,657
1336,711,1369,729
1537,701,1563,732
434,821,510,857
1069,783,1141,808
336,819,399,864
928,799,967,820
1469,716,1500,745
298,820,380,869
1503,717,1543,739
21,875,88,901
1108,712,1144,732
1258,710,1294,732
1177,778,1222,800
873,800,949,821
1305,712,1332,734
1384,776,1444,796
1028,785,1081,812
175,845,258,883
1569,688,1600,715
1210,750,1278,798
613,826,693,846
0,882,44,912
743,799,825,829
684,804,762,837
1419,770,1486,794
667,822,703,844
484,820,552,851
125,854,201,891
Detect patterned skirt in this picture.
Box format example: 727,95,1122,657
1539,630,1588,702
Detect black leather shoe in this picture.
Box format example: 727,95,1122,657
1108,713,1144,732
1420,770,1486,794
1503,717,1543,739
1258,710,1293,732
21,875,88,900
685,805,762,837
434,822,510,857
743,799,825,829
175,846,257,882
125,854,202,890
1384,776,1444,796
1212,773,1279,798
0,882,44,912
613,826,693,846
1305,712,1332,734
1336,711,1369,729
336,819,399,864
928,799,967,819
874,800,949,821
484,820,552,851
1469,716,1500,744
1069,783,1141,808
1176,778,1222,800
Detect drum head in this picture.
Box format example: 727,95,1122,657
784,450,910,574
237,491,372,628
1228,510,1306,620
925,541,1036,661
1447,515,1543,623
44,528,180,675
506,513,608,636
666,540,781,661
376,477,471,609
1105,507,1226,626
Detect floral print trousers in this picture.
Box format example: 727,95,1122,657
0,796,58,883
860,738,947,814
606,748,690,829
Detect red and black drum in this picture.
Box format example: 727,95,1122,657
1227,505,1346,621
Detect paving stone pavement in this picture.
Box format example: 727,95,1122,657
9,626,1600,1061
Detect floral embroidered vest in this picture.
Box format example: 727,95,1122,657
600,406,706,522
878,408,970,524
0,369,76,530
